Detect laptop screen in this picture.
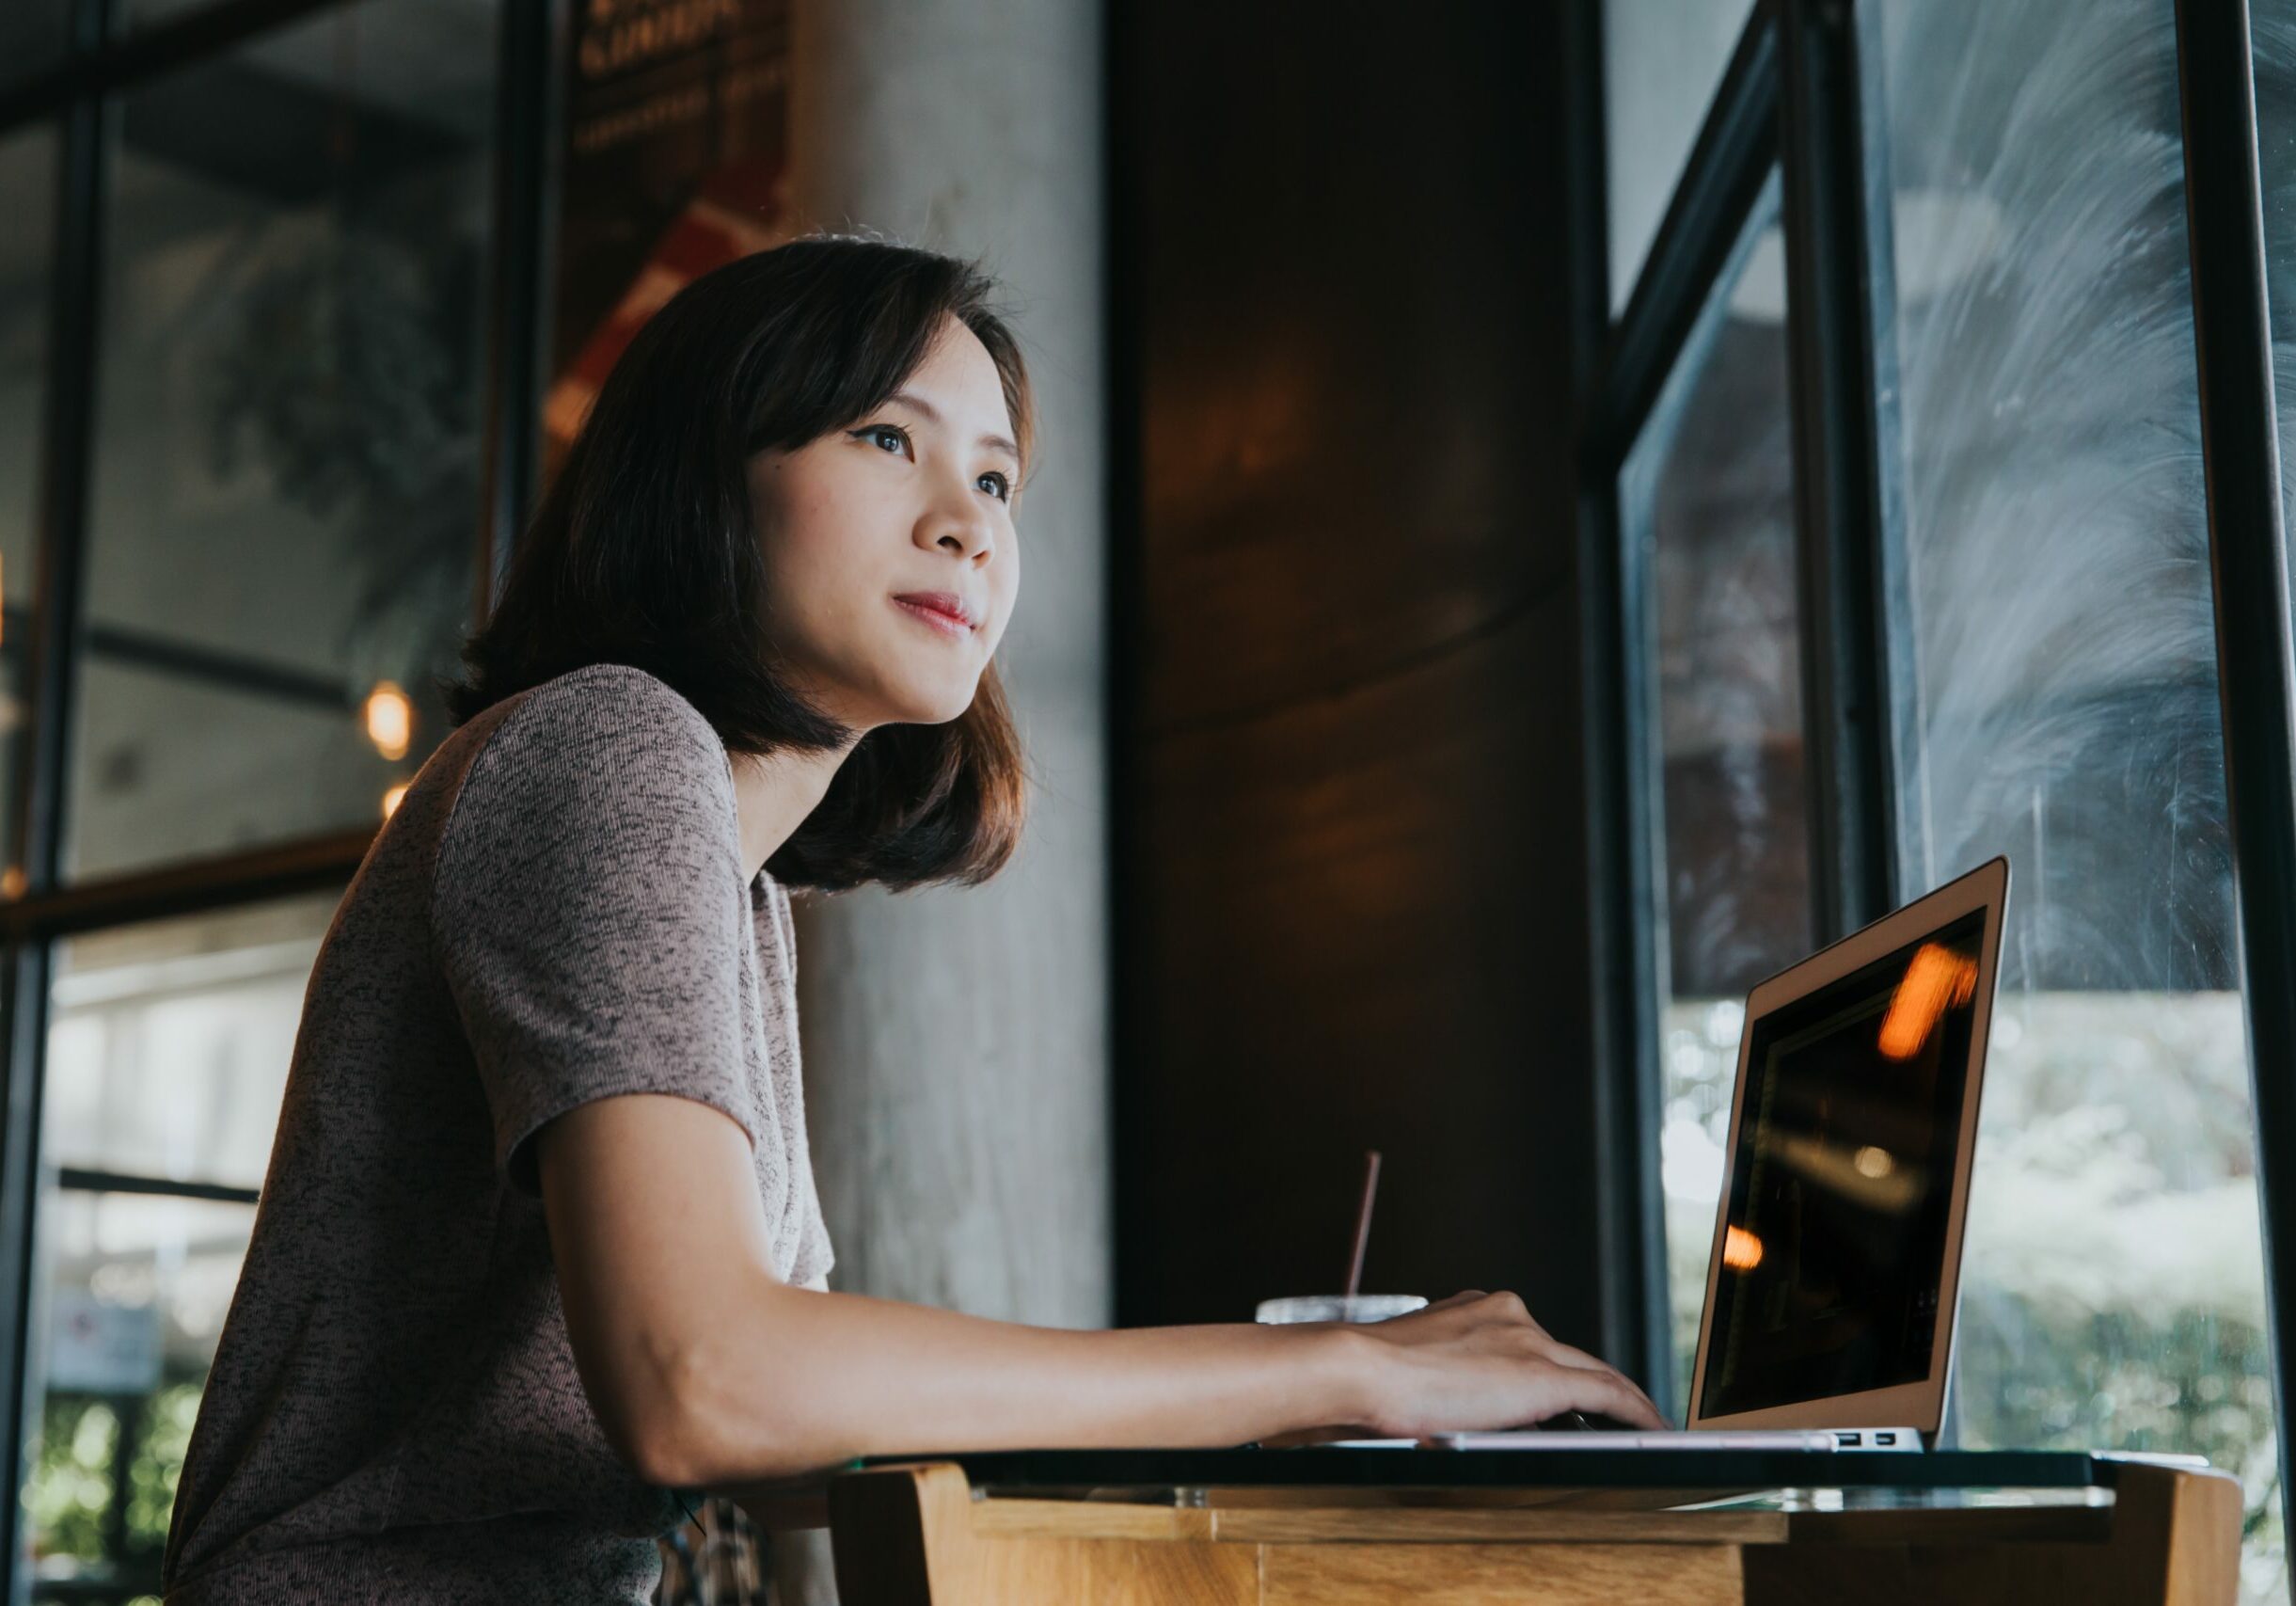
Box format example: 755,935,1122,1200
1698,908,1988,1420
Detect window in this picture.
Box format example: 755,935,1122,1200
1601,0,1758,312
1592,2,2293,1598
2250,10,2296,596
0,3,507,1598
71,0,496,880
23,893,338,1602
1619,175,1811,1406
1874,6,2280,1595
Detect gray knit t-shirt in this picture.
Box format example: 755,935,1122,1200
161,661,834,1603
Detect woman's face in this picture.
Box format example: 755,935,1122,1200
750,315,1022,733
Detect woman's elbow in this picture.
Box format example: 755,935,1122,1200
578,1334,724,1489
618,1407,708,1491
615,1355,823,1488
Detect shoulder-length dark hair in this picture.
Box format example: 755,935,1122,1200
446,234,1034,894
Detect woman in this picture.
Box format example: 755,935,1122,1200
159,236,1663,1603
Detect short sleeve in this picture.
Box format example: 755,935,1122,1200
431,664,758,1194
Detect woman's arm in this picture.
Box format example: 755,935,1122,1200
538,1093,1664,1489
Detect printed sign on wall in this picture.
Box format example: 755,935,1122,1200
546,0,795,479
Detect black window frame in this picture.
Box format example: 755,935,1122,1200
1570,0,2296,1548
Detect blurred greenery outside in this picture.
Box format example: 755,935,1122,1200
22,1380,198,1602
1662,992,2285,1603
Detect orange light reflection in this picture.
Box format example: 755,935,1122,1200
1876,943,1978,1060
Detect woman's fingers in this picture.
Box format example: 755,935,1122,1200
1515,1335,1669,1428
1606,1380,1671,1430
1439,1289,1552,1340
1574,1373,1669,1430
1525,1370,1669,1431
1397,1288,1670,1431
1417,1290,1487,1313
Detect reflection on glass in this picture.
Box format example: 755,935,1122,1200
23,893,336,1600
74,0,497,880
1602,0,1757,313
0,127,55,890
1621,173,1810,1407
1877,1,2281,1598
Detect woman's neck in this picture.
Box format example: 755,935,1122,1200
728,744,859,883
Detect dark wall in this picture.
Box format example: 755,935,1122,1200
1109,1,1607,1347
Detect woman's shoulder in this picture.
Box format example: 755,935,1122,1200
428,663,739,871
429,663,745,910
478,662,732,791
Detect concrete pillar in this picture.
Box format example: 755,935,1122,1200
784,0,1110,1331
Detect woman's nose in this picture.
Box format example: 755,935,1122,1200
925,496,996,562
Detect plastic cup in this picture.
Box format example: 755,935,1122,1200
1253,1295,1428,1325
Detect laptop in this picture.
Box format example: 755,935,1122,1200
1427,855,2011,1455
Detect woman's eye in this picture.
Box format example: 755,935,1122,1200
858,423,908,453
978,471,1012,502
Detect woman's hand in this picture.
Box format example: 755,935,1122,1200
1326,1289,1669,1439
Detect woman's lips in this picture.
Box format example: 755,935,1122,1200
893,596,974,637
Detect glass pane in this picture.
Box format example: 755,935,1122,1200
1879,2,2282,1598
23,892,339,1601
74,0,497,881
0,126,53,893
24,1196,253,1602
1621,173,1808,1407
1603,0,1757,314
2256,13,2296,587
43,892,337,1190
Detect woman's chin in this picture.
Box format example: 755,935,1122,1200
881,681,979,727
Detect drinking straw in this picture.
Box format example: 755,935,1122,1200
1343,1149,1383,1306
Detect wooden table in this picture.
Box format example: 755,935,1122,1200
741,1448,2243,1606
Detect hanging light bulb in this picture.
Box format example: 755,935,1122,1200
365,681,412,762
381,783,409,820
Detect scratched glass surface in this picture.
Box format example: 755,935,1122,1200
1621,170,1813,1413
1874,0,2280,1597
2255,8,2296,642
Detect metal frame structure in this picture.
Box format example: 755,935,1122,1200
1776,0,1911,944
2172,0,2296,1551
1568,0,1806,1412
0,0,550,1596
1575,0,2296,1546
478,0,562,613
